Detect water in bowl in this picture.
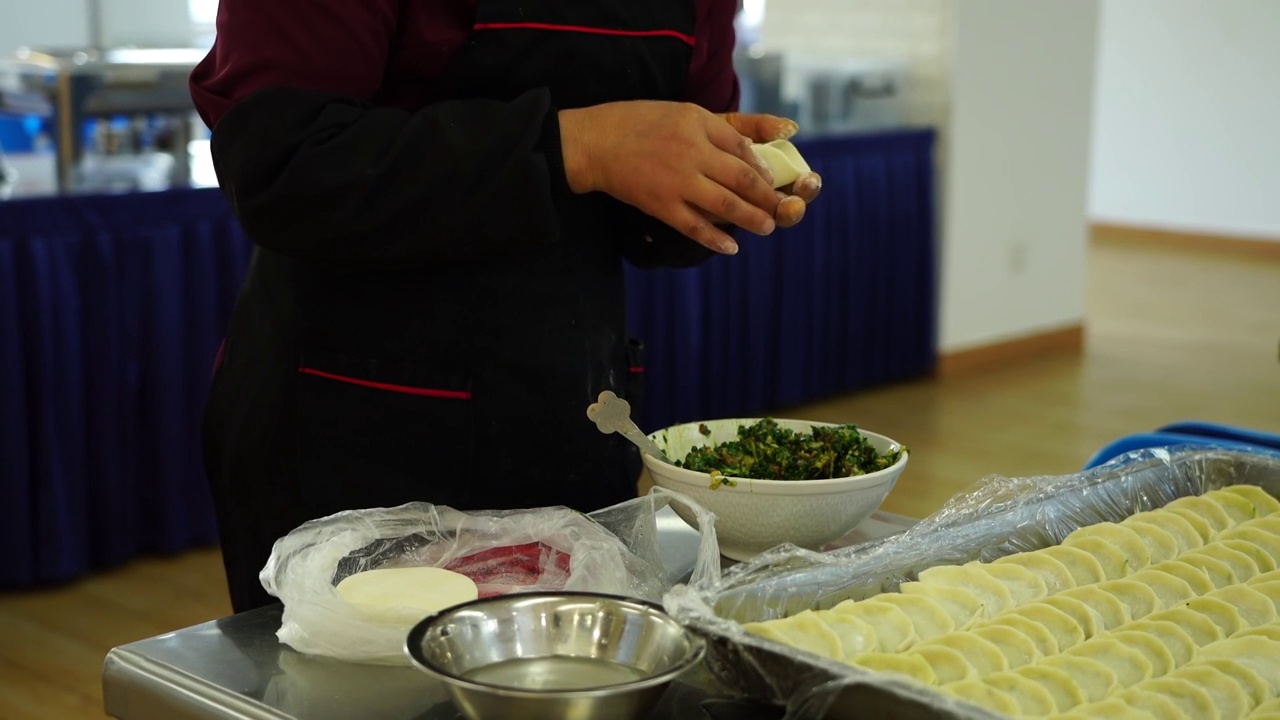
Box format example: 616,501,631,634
462,656,648,691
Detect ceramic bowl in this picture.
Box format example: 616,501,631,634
642,418,908,561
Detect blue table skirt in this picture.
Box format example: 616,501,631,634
0,129,936,588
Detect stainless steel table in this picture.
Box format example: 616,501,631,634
103,508,916,720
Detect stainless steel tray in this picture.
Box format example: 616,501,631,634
665,448,1280,720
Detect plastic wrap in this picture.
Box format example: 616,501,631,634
663,446,1280,720
264,487,720,665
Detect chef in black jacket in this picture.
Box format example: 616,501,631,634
191,0,823,612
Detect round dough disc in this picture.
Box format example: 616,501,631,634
336,567,479,623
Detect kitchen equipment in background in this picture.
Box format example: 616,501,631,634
733,49,786,119
187,137,217,188
0,47,209,196
784,55,909,135
75,114,181,193
0,148,15,199
0,81,58,197
736,51,910,136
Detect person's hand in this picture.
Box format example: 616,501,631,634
719,113,823,229
558,101,782,255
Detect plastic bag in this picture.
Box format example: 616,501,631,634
663,446,1280,720
262,487,719,665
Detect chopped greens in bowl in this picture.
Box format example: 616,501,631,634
673,418,906,482
643,417,909,560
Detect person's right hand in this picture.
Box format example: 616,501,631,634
558,101,781,255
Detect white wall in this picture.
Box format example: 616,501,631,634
1,0,91,53
0,0,194,52
764,0,1100,352
939,0,1099,351
1090,0,1280,240
100,0,193,47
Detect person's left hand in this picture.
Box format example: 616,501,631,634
719,113,823,228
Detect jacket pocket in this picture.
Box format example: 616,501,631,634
294,349,474,515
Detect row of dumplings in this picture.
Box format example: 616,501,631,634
937,581,1280,719
743,485,1280,718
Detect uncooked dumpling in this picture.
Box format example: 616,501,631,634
1064,522,1153,572
335,567,479,623
751,140,812,189
973,561,1049,606
993,551,1077,594
906,644,977,685
1212,485,1280,517
1203,488,1263,525
744,610,844,660
1164,494,1235,532
871,592,956,641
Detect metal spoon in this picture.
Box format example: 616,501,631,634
586,391,671,464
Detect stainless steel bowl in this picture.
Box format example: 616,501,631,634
405,592,705,720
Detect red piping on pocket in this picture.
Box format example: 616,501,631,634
473,22,696,47
628,366,644,373
298,367,472,400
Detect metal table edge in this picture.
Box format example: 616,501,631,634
104,647,293,720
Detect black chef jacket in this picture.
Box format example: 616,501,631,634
192,0,742,612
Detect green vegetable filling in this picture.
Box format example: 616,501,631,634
675,419,905,481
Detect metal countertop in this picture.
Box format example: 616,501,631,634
103,507,917,720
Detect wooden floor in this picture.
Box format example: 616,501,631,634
3,238,1279,718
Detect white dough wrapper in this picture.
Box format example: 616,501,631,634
752,140,812,189
335,567,479,625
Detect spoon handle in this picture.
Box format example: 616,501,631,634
586,391,670,463
621,424,670,463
